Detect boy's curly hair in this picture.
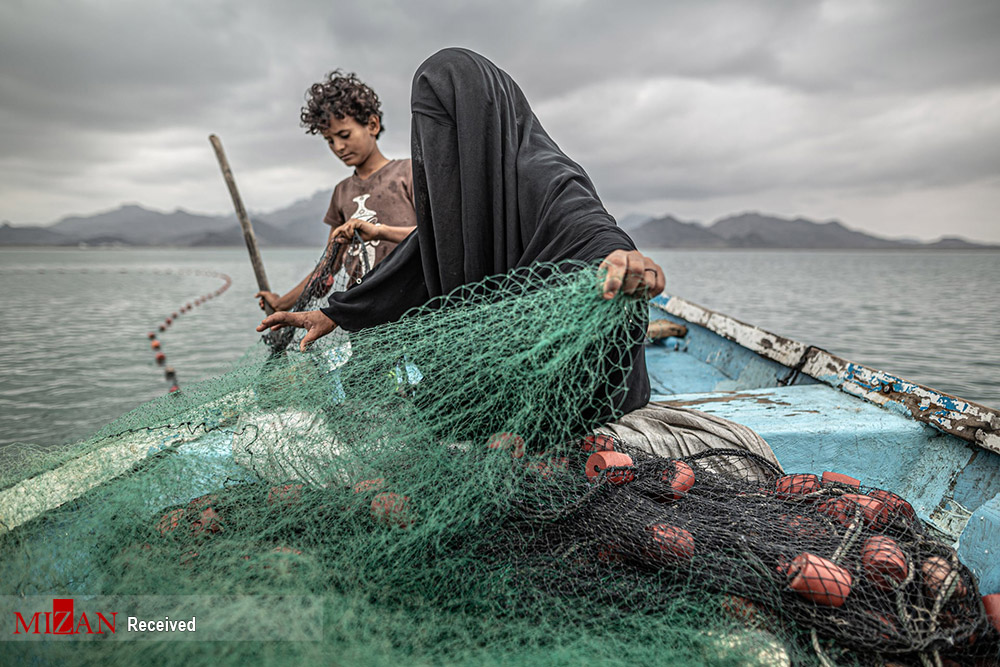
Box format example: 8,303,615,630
301,70,384,138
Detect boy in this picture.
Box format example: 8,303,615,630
256,70,417,312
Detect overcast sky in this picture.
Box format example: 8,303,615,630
2,0,998,242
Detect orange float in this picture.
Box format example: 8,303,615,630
191,507,221,536
151,340,161,349
921,556,967,599
866,488,917,523
268,483,304,505
818,494,887,529
487,432,526,459
371,492,413,528
156,508,185,535
188,494,221,536
775,473,821,499
653,460,695,501
154,352,166,364
648,523,695,560
983,594,1000,633
351,478,385,494
580,433,617,453
786,552,852,607
585,451,635,484
861,536,908,590
847,493,889,529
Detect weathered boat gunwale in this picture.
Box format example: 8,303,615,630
651,295,1000,456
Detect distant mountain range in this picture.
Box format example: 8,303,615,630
1,196,996,250
622,212,997,250
0,191,333,249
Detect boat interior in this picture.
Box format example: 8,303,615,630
646,295,1000,595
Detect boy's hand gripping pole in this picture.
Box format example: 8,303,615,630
208,134,274,315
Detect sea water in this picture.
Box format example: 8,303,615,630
0,247,997,448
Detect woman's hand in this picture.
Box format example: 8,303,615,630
256,310,337,352
599,250,665,300
332,218,380,244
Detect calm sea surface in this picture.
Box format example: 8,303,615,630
0,247,997,448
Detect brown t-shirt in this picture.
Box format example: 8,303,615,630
324,159,416,282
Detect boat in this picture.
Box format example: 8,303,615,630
645,293,1000,597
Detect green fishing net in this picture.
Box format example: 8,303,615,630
1,261,996,666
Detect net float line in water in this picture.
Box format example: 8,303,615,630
144,270,232,393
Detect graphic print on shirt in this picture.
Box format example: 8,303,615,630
347,194,379,270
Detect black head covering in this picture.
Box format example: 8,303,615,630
321,47,649,413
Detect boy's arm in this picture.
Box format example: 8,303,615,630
331,219,416,245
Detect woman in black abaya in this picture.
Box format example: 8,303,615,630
259,47,665,416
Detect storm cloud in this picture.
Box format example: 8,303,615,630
2,0,998,241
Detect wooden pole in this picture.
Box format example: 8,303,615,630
208,134,273,315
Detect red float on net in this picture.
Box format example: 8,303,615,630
786,552,852,607
585,451,635,485
268,483,304,505
921,556,967,600
580,433,617,453
659,460,695,500
351,478,385,494
487,432,526,459
866,488,917,523
817,494,888,529
774,473,821,500
371,492,413,528
983,594,1000,633
861,536,909,590
648,523,695,561
156,508,185,535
